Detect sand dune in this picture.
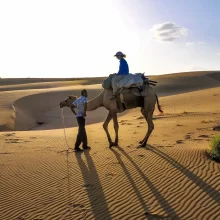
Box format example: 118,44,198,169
0,71,220,219
1,71,220,132
152,71,220,96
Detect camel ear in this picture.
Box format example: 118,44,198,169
68,96,71,99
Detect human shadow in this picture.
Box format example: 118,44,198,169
146,145,220,203
110,146,178,219
75,151,112,220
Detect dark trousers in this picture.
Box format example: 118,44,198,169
75,117,87,149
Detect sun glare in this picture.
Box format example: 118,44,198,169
0,0,143,78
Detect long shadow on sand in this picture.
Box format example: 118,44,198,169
111,146,178,219
146,145,220,203
75,151,112,220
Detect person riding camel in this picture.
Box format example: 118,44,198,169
110,51,129,100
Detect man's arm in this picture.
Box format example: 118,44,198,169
70,104,77,115
84,102,87,116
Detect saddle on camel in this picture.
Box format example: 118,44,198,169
102,73,158,112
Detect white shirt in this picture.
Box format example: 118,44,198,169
72,96,87,117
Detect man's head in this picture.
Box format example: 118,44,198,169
81,89,88,97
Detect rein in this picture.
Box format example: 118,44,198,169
61,108,71,152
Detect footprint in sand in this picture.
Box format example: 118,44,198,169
5,138,31,144
4,133,16,137
176,140,184,144
121,121,131,125
124,122,132,125
201,120,214,123
198,135,210,138
157,145,164,148
213,126,220,131
82,183,96,190
71,203,85,209
185,134,191,139
5,138,21,143
145,212,170,220
105,172,117,178
137,116,144,120
138,154,145,157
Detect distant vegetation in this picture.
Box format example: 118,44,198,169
207,134,220,162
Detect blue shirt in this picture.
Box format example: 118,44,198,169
117,58,129,75
72,96,87,117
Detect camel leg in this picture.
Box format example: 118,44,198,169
139,108,147,144
139,108,154,147
112,113,119,146
103,111,115,147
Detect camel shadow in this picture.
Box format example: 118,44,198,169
145,144,220,203
75,151,112,220
110,146,178,219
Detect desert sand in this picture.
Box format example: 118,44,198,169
0,71,220,220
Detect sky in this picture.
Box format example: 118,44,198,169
0,0,220,78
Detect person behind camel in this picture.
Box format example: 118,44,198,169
70,89,91,152
110,51,129,100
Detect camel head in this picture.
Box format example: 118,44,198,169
60,96,77,108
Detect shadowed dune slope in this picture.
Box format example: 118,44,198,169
0,71,220,131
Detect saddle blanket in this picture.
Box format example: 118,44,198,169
116,73,144,89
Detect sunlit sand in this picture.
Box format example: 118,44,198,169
0,71,220,219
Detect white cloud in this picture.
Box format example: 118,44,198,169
150,22,188,42
186,41,206,46
217,52,220,56
186,42,195,46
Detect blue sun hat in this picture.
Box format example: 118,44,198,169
114,51,126,57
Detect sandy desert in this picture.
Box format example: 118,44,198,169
0,71,220,220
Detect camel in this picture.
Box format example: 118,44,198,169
59,82,163,148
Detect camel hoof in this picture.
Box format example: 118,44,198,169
138,143,146,148
109,142,118,148
139,141,144,144
109,143,114,148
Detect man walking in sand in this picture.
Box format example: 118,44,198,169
70,89,91,152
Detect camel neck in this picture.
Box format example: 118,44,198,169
87,90,104,111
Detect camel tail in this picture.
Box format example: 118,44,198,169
155,94,163,114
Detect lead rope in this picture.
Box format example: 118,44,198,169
61,108,71,152
61,108,74,218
